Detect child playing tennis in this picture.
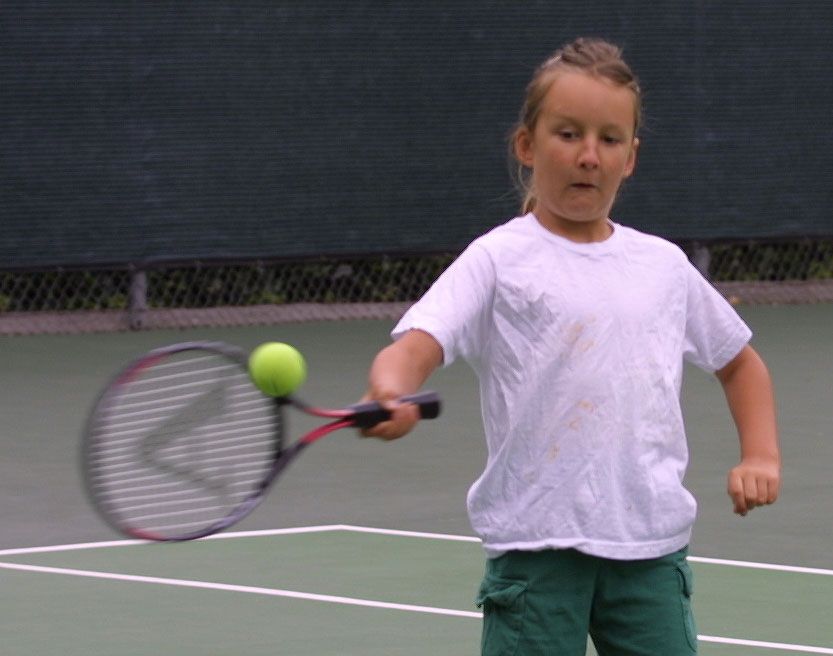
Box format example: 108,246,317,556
361,37,781,655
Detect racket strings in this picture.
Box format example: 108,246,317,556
86,351,280,539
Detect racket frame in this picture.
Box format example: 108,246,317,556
81,341,440,542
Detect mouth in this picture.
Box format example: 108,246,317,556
569,182,597,190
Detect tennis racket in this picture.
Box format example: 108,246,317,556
81,341,441,542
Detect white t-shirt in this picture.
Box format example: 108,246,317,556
393,214,752,560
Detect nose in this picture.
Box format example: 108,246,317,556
577,137,600,169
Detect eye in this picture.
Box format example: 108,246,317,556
557,129,578,140
602,135,623,144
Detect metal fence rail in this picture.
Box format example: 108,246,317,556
2,239,831,335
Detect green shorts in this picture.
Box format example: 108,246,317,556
475,547,697,656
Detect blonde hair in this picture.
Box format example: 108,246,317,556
510,38,642,214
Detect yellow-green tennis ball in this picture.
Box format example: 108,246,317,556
248,342,307,397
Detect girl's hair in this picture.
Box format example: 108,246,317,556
510,37,642,214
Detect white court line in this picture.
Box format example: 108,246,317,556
2,525,832,654
0,524,346,557
1,560,831,654
3,524,833,578
689,555,833,578
336,525,833,578
340,524,481,543
696,636,833,654
0,561,481,619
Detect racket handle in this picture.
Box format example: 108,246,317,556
348,391,442,429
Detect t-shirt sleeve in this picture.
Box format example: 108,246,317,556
682,263,753,372
392,242,495,367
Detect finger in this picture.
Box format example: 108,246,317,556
359,402,419,440
759,476,779,506
728,470,747,516
743,474,760,511
756,477,771,507
359,420,402,440
359,415,401,439
355,396,399,438
766,476,781,505
386,402,421,438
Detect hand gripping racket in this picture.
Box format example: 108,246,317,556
81,341,441,542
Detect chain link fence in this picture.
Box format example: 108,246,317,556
1,238,831,335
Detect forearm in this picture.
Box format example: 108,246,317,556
361,329,443,441
717,345,780,462
716,344,781,514
366,329,443,400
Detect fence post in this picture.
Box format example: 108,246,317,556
692,242,711,281
128,267,147,329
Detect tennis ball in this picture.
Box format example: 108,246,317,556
248,342,307,397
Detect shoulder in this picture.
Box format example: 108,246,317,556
472,214,543,257
614,223,689,265
440,215,540,287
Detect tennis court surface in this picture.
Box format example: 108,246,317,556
1,308,832,655
2,525,832,655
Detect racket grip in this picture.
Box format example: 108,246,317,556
349,391,442,429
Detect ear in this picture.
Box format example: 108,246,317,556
623,137,639,178
514,127,535,168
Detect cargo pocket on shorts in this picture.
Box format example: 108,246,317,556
475,575,528,656
675,561,698,652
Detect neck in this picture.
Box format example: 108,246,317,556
533,212,613,243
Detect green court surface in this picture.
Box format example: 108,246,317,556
1,304,832,654
1,527,832,655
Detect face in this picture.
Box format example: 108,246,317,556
515,70,639,241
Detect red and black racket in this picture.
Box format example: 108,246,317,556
81,341,440,542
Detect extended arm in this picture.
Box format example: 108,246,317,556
715,344,781,516
360,329,444,440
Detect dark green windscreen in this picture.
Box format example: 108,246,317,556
2,2,831,268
